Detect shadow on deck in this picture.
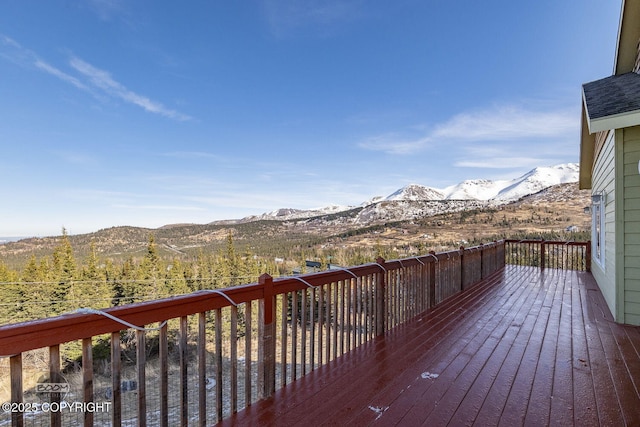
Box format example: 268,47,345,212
221,265,640,426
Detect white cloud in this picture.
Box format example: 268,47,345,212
69,57,192,121
0,35,191,121
358,133,431,154
454,157,548,169
0,34,20,49
113,204,205,211
358,104,578,157
263,0,363,37
161,151,228,161
34,60,90,91
88,0,125,21
432,106,576,141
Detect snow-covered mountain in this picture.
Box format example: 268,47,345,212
490,163,579,201
385,184,444,201
439,164,579,201
243,204,354,222
376,163,579,203
441,179,506,201
245,163,580,222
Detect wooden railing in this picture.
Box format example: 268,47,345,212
0,240,510,426
504,239,591,272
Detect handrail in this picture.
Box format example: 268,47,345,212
0,257,439,356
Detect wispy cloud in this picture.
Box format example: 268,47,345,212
432,106,576,142
161,151,227,161
88,0,125,21
359,105,577,156
113,204,205,211
454,157,548,169
0,34,191,121
53,150,99,167
34,60,89,91
69,57,191,121
263,0,363,37
358,133,431,155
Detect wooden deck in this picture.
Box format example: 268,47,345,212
220,265,640,426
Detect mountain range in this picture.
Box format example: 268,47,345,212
240,163,579,223
0,163,588,268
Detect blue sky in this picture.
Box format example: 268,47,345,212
0,0,621,237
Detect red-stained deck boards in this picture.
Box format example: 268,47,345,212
219,266,640,426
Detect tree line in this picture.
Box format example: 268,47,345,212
0,229,402,326
0,230,283,325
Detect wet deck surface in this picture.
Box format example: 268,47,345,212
221,266,640,426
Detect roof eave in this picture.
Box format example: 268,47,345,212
587,109,640,133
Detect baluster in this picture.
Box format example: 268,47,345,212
197,313,206,427
280,294,287,388
215,308,223,421
230,306,238,413
326,283,332,364
136,329,146,427
301,288,307,376
332,282,338,361
111,332,122,427
346,279,352,352
244,301,252,406
82,338,94,427
317,285,324,367
339,280,346,356
309,287,316,371
180,316,188,426
291,293,298,381
160,323,169,427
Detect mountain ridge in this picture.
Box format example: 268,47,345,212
0,181,590,269
244,163,579,223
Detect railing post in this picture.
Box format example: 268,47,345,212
480,244,485,279
258,273,276,399
586,241,592,272
375,257,386,336
429,251,437,307
49,344,62,427
459,246,467,290
540,240,546,269
10,354,23,427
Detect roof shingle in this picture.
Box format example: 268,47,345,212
583,72,640,120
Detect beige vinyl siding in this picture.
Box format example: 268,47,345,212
623,126,640,325
592,130,617,317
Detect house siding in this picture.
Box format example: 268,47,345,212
592,130,617,317
623,126,640,325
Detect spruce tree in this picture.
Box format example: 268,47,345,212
51,228,77,315
0,261,21,323
79,240,110,309
139,234,161,298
